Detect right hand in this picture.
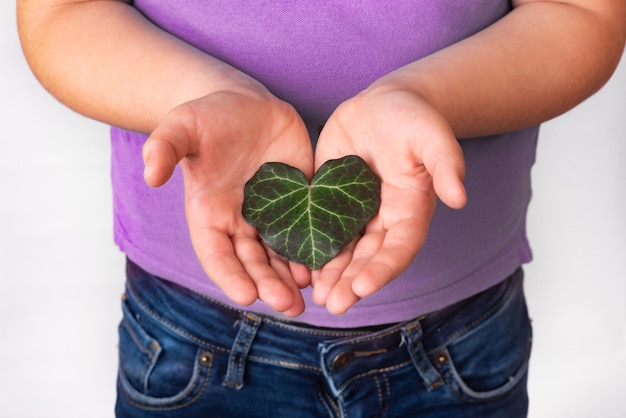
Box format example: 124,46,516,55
142,87,314,317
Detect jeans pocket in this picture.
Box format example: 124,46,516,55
434,281,533,402
117,298,213,410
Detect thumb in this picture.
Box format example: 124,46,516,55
422,136,467,209
142,116,194,187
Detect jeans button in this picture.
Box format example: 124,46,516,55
331,351,355,371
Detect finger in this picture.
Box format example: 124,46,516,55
324,276,361,316
289,260,312,289
322,229,386,314
320,231,384,315
351,219,426,298
232,234,298,313
311,239,355,306
193,228,260,307
267,253,306,317
312,265,342,307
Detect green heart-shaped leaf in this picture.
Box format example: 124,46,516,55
243,155,381,269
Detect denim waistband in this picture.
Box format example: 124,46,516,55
123,258,521,381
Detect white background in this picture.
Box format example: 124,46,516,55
1,2,625,417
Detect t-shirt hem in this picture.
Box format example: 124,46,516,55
115,232,532,328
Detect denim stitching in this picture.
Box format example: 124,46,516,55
411,340,443,390
450,343,530,401
373,374,391,418
320,388,341,418
127,280,230,354
128,278,361,355
382,373,391,417
336,360,413,392
317,389,338,418
121,351,214,411
425,277,516,356
120,309,163,393
435,348,529,405
225,315,259,388
263,319,372,338
373,375,383,412
239,316,260,383
121,320,155,360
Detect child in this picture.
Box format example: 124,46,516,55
17,1,625,416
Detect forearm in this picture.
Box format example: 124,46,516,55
372,0,626,138
17,0,262,133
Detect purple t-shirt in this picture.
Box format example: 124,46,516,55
111,0,537,327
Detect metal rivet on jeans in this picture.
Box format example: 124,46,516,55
199,351,213,366
436,353,447,365
331,351,355,371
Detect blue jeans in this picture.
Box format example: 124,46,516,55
116,260,532,418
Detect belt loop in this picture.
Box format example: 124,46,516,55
223,312,261,389
401,320,443,391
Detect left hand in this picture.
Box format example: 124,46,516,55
312,83,467,315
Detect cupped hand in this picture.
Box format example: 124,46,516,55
142,88,313,316
312,85,467,315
